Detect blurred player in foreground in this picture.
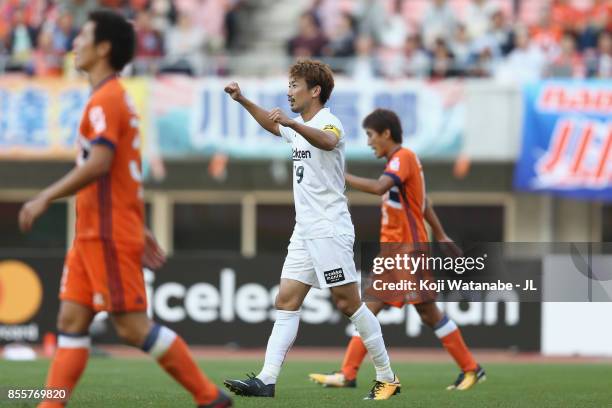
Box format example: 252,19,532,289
223,60,400,400
18,10,231,408
309,108,486,391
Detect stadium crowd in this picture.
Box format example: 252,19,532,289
0,0,610,81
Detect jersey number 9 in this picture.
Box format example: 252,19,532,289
295,165,304,184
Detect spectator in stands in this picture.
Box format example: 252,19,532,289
32,29,63,76
162,12,206,75
579,0,612,51
378,0,409,50
51,12,78,55
531,7,562,59
488,10,514,56
134,9,164,75
430,38,458,79
402,34,430,78
7,8,38,69
177,0,230,52
353,0,386,44
587,30,612,78
496,27,545,83
546,31,586,78
322,12,356,72
349,34,377,81
323,12,356,58
422,0,457,50
287,12,328,58
450,24,473,72
308,0,354,40
590,0,612,32
150,0,177,33
463,0,498,41
59,0,98,28
224,0,245,51
469,40,500,77
551,0,583,33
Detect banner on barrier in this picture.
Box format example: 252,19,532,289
0,76,464,161
514,81,612,201
0,253,539,350
0,77,151,160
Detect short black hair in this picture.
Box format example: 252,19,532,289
362,108,403,143
88,9,135,71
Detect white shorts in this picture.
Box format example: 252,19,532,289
281,235,359,289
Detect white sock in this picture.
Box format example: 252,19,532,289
257,309,300,385
433,314,458,339
141,323,177,359
58,333,91,349
349,304,394,382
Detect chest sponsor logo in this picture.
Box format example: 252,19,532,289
293,148,312,161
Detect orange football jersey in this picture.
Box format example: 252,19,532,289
75,75,144,246
380,148,428,243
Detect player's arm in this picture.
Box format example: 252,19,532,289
345,172,395,195
268,108,338,151
424,197,463,256
224,81,280,136
143,227,166,270
18,145,114,232
424,197,448,240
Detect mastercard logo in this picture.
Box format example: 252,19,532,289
0,260,43,324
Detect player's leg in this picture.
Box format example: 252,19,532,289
82,241,230,407
309,300,385,387
329,283,396,383
224,278,311,397
110,312,230,407
312,234,399,400
39,246,95,408
414,302,485,390
259,278,310,383
39,301,94,408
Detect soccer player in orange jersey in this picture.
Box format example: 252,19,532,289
309,108,485,391
18,10,231,408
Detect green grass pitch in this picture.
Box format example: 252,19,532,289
1,358,611,407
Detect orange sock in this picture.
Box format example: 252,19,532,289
434,316,478,372
38,334,90,408
143,324,218,405
340,336,368,381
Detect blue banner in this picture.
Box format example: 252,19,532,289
514,81,612,201
0,77,465,162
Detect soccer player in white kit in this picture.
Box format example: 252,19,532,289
222,60,400,401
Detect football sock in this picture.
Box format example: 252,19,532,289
349,304,394,382
38,333,90,408
257,309,301,385
434,315,478,372
340,335,368,381
142,324,219,405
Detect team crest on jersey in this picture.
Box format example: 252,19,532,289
89,106,107,134
323,268,345,284
389,157,400,171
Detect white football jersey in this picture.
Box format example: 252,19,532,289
279,108,355,239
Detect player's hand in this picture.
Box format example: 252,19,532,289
437,235,463,257
224,81,242,101
268,108,293,127
142,228,166,270
18,195,50,233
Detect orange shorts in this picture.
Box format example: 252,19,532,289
60,239,146,313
